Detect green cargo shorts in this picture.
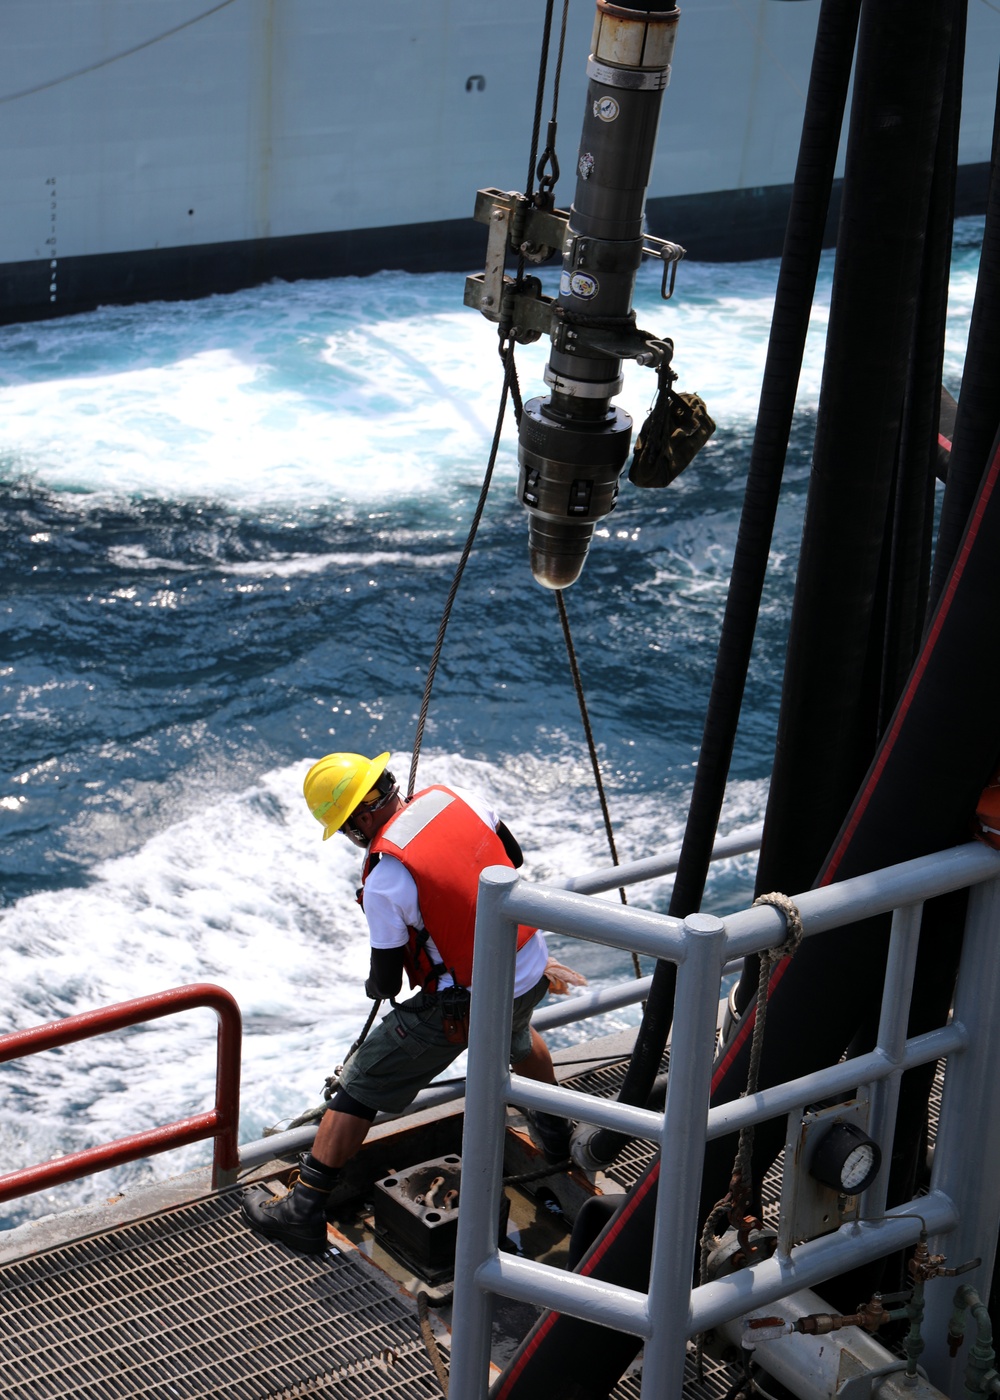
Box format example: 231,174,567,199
337,973,550,1115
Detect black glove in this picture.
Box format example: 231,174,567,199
364,975,382,1001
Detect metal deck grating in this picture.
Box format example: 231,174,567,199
609,1348,742,1399
0,1054,946,1399
562,1052,946,1205
563,1054,948,1399
0,1190,443,1399
561,1053,667,1192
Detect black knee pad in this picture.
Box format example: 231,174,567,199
328,1085,378,1121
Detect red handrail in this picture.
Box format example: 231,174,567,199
0,984,242,1204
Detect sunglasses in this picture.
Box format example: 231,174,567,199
342,788,391,844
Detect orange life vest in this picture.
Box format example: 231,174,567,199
975,768,1000,849
363,785,536,990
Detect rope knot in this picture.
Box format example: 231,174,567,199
752,890,804,960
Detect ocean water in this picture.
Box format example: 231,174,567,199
0,217,983,1229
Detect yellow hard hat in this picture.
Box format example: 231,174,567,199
303,751,391,840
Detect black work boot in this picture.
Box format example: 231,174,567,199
525,1109,572,1164
241,1155,340,1254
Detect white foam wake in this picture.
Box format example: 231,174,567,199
0,748,763,1223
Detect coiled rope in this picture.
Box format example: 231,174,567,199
734,893,804,1170
417,1290,451,1396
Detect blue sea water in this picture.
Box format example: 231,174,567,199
0,218,983,1228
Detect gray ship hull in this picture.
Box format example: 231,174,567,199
1,0,996,323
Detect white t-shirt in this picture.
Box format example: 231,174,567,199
363,785,548,995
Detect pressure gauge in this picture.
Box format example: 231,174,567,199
809,1122,882,1195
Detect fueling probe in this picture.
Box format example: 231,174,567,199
466,0,714,588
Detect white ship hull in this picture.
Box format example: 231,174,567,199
0,0,996,320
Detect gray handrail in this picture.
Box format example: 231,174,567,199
559,822,763,895
449,840,1000,1400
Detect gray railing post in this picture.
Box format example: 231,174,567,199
641,912,726,1398
922,867,1000,1390
860,900,923,1221
443,843,999,1396
450,864,521,1400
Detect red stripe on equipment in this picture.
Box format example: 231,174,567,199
823,437,1000,885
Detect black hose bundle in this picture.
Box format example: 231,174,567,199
929,60,1000,612
579,0,862,1168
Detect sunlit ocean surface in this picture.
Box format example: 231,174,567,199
0,216,983,1228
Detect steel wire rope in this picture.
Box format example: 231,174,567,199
312,1,569,1132
535,0,572,198
261,997,387,1136
0,0,242,105
524,0,559,203
404,0,636,1088
406,344,518,799
521,0,636,980
258,1045,637,1141
554,589,641,979
407,0,566,796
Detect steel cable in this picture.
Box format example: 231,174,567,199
407,343,517,798
408,0,567,795
554,589,640,978
0,0,242,105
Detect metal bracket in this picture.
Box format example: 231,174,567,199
472,188,569,266
836,1360,927,1399
465,188,568,343
471,191,517,326
463,273,552,344
778,1097,875,1254
641,233,686,300
466,188,686,336
551,311,670,366
567,234,644,276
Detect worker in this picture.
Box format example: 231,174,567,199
241,750,569,1253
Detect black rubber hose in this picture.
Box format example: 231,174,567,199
825,18,969,1309
497,414,1000,1400
928,58,1000,612
878,0,966,732
577,0,861,1165
750,0,955,903
727,0,959,1031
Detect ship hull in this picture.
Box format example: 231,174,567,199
2,0,996,323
